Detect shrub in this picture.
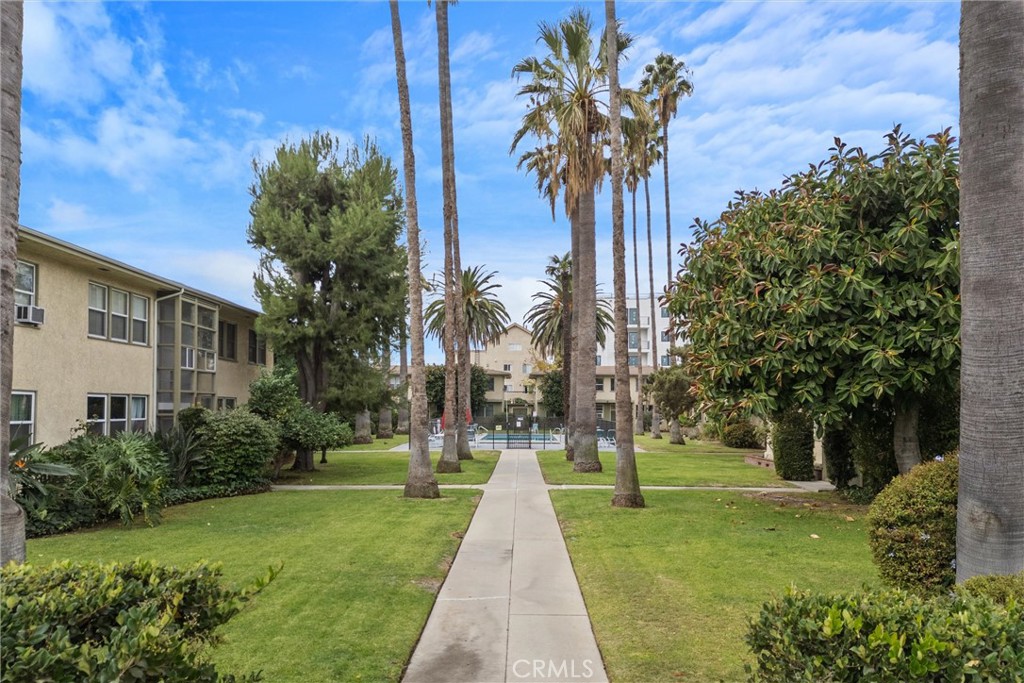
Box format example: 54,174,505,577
156,425,206,487
722,421,761,449
161,481,271,507
867,453,957,594
850,406,899,496
746,587,1024,683
177,405,212,435
195,408,278,488
823,422,856,489
958,571,1024,607
46,432,167,527
771,407,815,481
1,559,275,682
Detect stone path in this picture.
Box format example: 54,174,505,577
402,450,608,683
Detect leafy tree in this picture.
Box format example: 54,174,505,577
957,1,1024,580
668,128,959,472
425,364,490,419
390,0,439,498
538,370,565,419
247,133,406,440
648,362,695,445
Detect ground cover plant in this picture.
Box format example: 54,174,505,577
26,489,480,683
537,448,790,487
550,489,878,682
276,450,499,486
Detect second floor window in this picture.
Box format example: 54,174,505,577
219,321,238,360
661,307,669,318
15,261,36,306
596,378,604,391
503,363,512,372
88,284,107,337
595,355,601,366
89,283,148,344
661,355,671,367
248,329,267,365
628,308,638,325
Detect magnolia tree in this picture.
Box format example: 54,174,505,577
667,128,960,473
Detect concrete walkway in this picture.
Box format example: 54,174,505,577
403,450,608,683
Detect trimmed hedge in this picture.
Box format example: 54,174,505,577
722,421,761,449
771,408,815,481
867,454,957,594
194,408,279,488
1,559,275,682
747,587,1024,682
959,571,1024,607
161,481,272,507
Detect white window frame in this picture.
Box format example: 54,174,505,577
502,363,512,373
216,397,237,411
131,294,149,346
88,283,108,338
595,355,602,366
15,261,37,307
10,391,35,445
86,394,108,435
181,347,196,370
595,378,604,392
109,289,130,343
131,396,148,432
109,394,129,435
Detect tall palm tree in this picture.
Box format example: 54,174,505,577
956,0,1024,580
390,0,439,499
640,52,692,444
425,265,512,457
396,314,409,434
512,8,648,472
434,0,462,473
605,0,643,508
642,135,664,438
1,0,27,562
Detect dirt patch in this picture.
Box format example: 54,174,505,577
743,491,868,514
437,554,453,574
411,577,443,594
449,530,464,539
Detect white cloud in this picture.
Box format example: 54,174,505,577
45,199,94,232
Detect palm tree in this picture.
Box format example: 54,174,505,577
434,0,462,473
389,0,439,499
642,135,664,438
605,0,644,508
425,265,512,457
640,52,692,445
395,314,409,434
956,0,1024,581
1,0,27,563
512,8,648,473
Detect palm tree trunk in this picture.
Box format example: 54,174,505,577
456,330,474,459
567,204,580,461
434,0,460,474
572,189,600,471
396,316,409,434
606,0,643,507
956,0,1024,580
631,186,644,435
378,407,394,440
390,0,439,498
560,267,572,458
662,118,682,443
645,176,662,439
0,0,25,564
892,395,920,474
354,409,373,444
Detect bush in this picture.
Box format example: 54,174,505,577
195,408,278,488
958,571,1024,607
177,406,212,435
722,421,761,449
867,453,957,594
771,407,815,481
746,587,1024,683
850,405,899,496
823,422,856,489
161,481,271,507
156,425,206,487
0,559,274,682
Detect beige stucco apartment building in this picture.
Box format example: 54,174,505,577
10,227,271,448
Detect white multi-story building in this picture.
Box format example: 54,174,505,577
595,291,677,372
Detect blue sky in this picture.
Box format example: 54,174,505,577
19,1,960,364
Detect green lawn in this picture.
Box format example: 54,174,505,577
635,434,760,454
277,450,500,486
551,490,878,682
26,490,479,683
341,433,410,451
537,449,791,487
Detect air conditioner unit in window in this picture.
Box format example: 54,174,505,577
15,305,44,326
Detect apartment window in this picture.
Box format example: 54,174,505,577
595,355,601,366
131,396,148,432
86,394,107,435
508,342,522,352
109,395,128,434
491,377,499,391
248,329,267,365
610,377,616,391
197,305,217,371
628,331,640,349
596,378,604,392
15,261,36,306
661,330,671,342
110,289,129,342
88,284,107,337
218,321,237,360
661,355,671,367
131,295,149,345
628,308,638,325
217,397,237,411
483,404,495,417
504,383,512,392
502,363,512,372
522,363,531,374
661,307,669,318
628,355,639,367
10,391,34,445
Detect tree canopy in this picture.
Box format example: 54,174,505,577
248,133,407,413
425,364,491,418
667,128,959,467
